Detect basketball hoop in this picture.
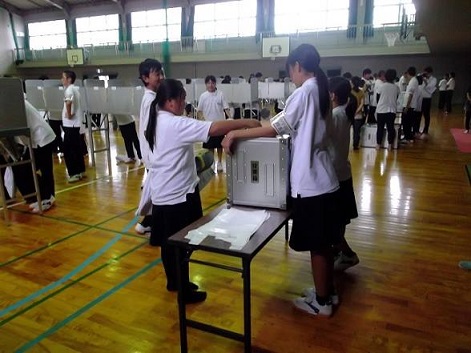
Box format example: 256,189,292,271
384,32,399,47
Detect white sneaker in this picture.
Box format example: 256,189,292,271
29,201,38,210
302,287,339,306
334,252,360,272
135,223,151,234
216,162,223,172
124,157,136,164
32,196,55,213
68,174,82,183
293,295,332,317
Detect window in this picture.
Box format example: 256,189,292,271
274,0,349,35
76,14,119,47
373,0,416,27
194,0,256,39
131,7,182,43
28,20,67,50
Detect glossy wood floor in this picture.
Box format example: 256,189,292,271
1,108,471,353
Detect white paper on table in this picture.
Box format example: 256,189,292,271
185,208,270,250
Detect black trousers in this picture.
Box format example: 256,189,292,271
48,119,63,153
438,91,447,110
151,188,203,288
8,143,55,202
63,126,85,176
376,113,396,145
465,109,471,130
421,98,432,133
445,90,454,113
119,121,141,159
402,108,415,140
367,105,377,124
352,119,364,148
413,110,422,135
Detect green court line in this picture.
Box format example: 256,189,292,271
15,257,162,353
0,240,148,327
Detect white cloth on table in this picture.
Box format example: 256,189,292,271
185,208,270,250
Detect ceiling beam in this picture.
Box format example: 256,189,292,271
111,0,124,13
42,0,70,19
0,0,23,15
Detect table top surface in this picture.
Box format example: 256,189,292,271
168,204,291,258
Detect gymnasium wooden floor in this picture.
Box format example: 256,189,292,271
1,108,471,353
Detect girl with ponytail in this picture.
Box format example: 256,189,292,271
222,43,341,317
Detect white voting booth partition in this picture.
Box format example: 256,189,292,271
0,78,42,220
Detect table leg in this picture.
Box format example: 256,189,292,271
242,258,252,353
176,248,188,353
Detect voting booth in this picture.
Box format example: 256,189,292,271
0,78,42,219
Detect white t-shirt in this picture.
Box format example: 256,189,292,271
398,75,408,92
447,78,455,91
421,75,437,98
270,77,339,198
438,79,447,91
24,100,56,148
146,110,212,205
327,105,352,182
197,90,229,122
371,79,384,107
62,84,83,128
404,76,419,109
138,88,156,166
376,82,400,114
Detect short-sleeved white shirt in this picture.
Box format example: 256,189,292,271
138,88,156,166
62,84,83,128
438,79,447,91
371,79,384,106
327,105,352,182
376,82,400,114
146,111,212,205
447,78,455,91
422,75,437,98
404,76,419,109
24,100,56,148
197,90,229,122
270,77,339,198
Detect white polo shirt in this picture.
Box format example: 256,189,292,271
138,88,156,166
377,82,400,114
270,77,339,198
404,76,419,109
327,105,352,182
62,84,83,128
422,75,437,99
197,90,229,122
24,100,56,148
146,110,212,205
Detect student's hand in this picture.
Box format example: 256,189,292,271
222,131,236,155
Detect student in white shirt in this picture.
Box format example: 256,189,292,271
419,66,437,137
196,75,231,172
61,70,85,183
134,58,165,235
438,73,449,112
326,77,359,273
145,79,260,304
445,72,456,114
369,70,385,124
376,69,400,149
402,67,419,142
11,100,57,213
223,44,341,317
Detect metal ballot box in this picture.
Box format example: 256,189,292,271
226,136,290,210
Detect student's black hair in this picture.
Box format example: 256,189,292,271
351,76,363,92
205,75,216,84
385,69,397,83
145,79,186,152
329,76,350,106
423,66,433,74
138,58,163,86
342,72,352,80
63,70,76,83
362,68,372,76
285,44,329,118
406,66,417,76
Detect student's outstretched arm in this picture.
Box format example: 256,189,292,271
209,119,260,137
222,125,276,155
